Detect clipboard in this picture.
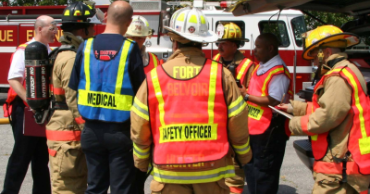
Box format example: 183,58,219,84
268,105,293,119
23,107,46,137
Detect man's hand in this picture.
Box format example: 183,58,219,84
277,103,293,113
239,84,247,97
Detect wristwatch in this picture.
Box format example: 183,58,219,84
244,93,250,101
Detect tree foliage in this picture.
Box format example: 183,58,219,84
304,10,353,30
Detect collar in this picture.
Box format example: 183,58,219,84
325,53,348,68
58,32,84,50
257,54,286,75
219,50,245,67
168,47,205,60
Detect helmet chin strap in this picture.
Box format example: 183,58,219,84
318,47,332,72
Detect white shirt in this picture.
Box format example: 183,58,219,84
257,54,290,102
8,38,52,82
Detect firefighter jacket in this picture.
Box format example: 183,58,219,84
289,53,370,193
46,32,85,155
213,50,255,88
77,37,135,122
131,47,252,184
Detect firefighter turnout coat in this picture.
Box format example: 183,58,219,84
289,53,370,193
131,47,252,185
46,32,87,194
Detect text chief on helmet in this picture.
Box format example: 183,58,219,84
61,1,104,37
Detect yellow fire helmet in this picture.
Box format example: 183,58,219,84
126,16,152,37
216,22,249,42
164,7,218,43
303,25,359,60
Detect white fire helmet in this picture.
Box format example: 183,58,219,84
126,15,152,37
164,7,218,43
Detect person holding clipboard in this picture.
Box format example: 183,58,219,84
239,33,293,194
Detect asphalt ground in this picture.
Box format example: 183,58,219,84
0,93,316,194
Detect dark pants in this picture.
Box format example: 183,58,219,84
1,98,51,194
244,115,288,194
81,121,147,194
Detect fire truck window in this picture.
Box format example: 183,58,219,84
258,21,290,47
291,16,307,47
215,21,246,47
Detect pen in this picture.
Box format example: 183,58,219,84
280,93,286,105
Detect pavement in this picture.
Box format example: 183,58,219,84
0,93,316,194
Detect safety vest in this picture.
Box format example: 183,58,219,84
143,52,160,74
213,53,254,84
247,64,293,135
302,66,370,175
77,38,134,122
3,43,29,117
147,59,229,165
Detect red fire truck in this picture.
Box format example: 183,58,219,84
0,0,313,94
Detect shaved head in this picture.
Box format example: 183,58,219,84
34,15,55,33
107,1,133,26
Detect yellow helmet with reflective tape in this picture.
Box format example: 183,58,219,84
216,22,249,42
126,16,152,37
164,7,217,43
303,25,359,60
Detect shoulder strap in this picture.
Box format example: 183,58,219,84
49,45,76,67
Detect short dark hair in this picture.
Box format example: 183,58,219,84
258,33,279,52
177,41,203,50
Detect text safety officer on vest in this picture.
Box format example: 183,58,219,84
2,15,57,194
279,25,370,194
213,22,255,194
131,7,252,194
68,1,146,194
46,2,102,193
240,33,293,194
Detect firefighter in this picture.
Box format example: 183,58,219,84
125,15,161,74
131,7,252,194
278,25,370,193
46,2,102,193
2,15,56,194
68,1,146,193
241,33,292,194
213,22,254,194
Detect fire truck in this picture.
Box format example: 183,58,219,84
0,0,312,94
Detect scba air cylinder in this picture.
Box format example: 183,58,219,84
25,42,50,113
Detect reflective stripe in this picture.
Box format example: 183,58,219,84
83,38,93,91
53,87,65,95
46,130,81,141
261,67,285,96
213,54,220,61
115,41,132,94
300,115,316,136
208,61,218,123
74,116,85,125
230,187,243,194
313,161,360,175
150,68,166,126
18,44,27,48
48,149,57,157
228,96,247,118
341,68,370,155
233,137,251,155
133,143,150,159
152,165,235,184
131,97,149,120
236,59,251,80
151,53,158,68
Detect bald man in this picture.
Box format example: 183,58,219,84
69,2,146,194
2,15,56,194
240,33,292,194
